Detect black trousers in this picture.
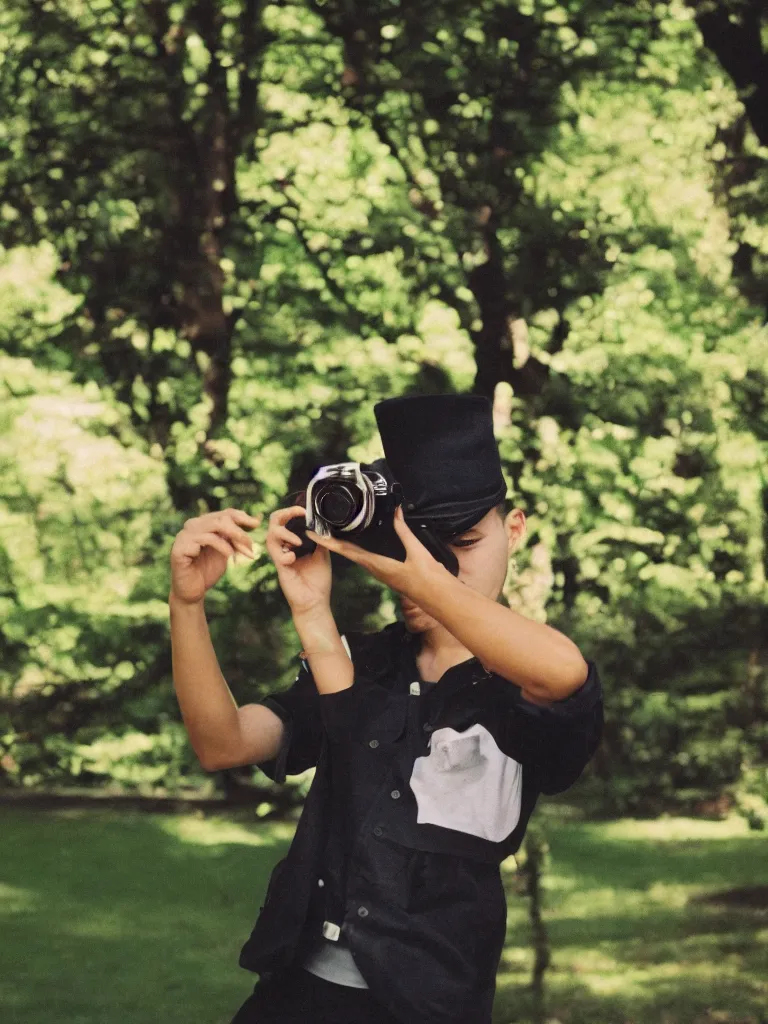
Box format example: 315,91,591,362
229,964,404,1024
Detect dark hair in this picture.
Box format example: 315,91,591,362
496,497,514,520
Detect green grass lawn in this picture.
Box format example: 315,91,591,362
1,803,766,1023
497,807,768,1024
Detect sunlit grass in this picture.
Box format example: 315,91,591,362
157,814,296,848
497,807,768,1023
1,805,766,1023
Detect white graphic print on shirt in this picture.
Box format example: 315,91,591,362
409,723,523,843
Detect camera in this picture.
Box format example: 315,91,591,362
284,458,461,575
285,458,408,564
306,460,403,540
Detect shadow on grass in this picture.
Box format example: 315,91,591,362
0,807,292,1024
546,829,766,892
495,969,768,1024
495,820,768,1024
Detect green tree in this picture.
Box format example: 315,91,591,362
0,0,765,820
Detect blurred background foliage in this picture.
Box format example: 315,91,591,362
0,0,766,823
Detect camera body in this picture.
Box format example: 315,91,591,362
305,460,403,541
285,458,461,575
285,458,408,565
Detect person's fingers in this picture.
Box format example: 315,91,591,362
269,506,306,527
186,508,261,532
280,549,297,566
226,508,262,527
200,519,255,557
180,531,237,561
306,530,363,565
266,532,294,562
267,543,297,567
183,511,258,556
266,525,302,554
266,508,309,565
305,529,333,549
270,525,304,548
392,505,419,552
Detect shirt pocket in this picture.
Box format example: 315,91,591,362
408,723,523,843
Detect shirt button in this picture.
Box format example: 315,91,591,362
357,906,369,918
391,790,401,799
373,826,383,836
318,878,325,887
368,739,379,749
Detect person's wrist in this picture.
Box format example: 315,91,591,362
290,601,334,627
168,589,205,611
165,593,207,614
291,604,349,676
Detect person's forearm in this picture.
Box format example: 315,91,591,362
291,606,354,694
409,567,588,701
168,593,241,767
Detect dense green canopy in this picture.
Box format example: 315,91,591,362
0,0,766,822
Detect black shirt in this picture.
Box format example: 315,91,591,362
238,620,604,1024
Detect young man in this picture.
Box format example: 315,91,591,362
169,394,604,1024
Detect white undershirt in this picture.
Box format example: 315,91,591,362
301,930,369,988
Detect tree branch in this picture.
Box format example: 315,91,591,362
688,0,768,147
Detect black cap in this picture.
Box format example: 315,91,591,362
373,394,507,537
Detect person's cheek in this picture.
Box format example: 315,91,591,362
457,555,481,590
471,552,499,598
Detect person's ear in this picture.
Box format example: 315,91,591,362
505,509,525,553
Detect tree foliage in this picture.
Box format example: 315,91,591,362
0,0,766,821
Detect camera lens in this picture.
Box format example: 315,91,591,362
317,485,359,526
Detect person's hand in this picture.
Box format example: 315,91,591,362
306,505,448,599
169,508,261,605
266,505,332,617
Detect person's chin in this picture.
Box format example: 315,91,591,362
402,617,426,634
401,608,431,632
